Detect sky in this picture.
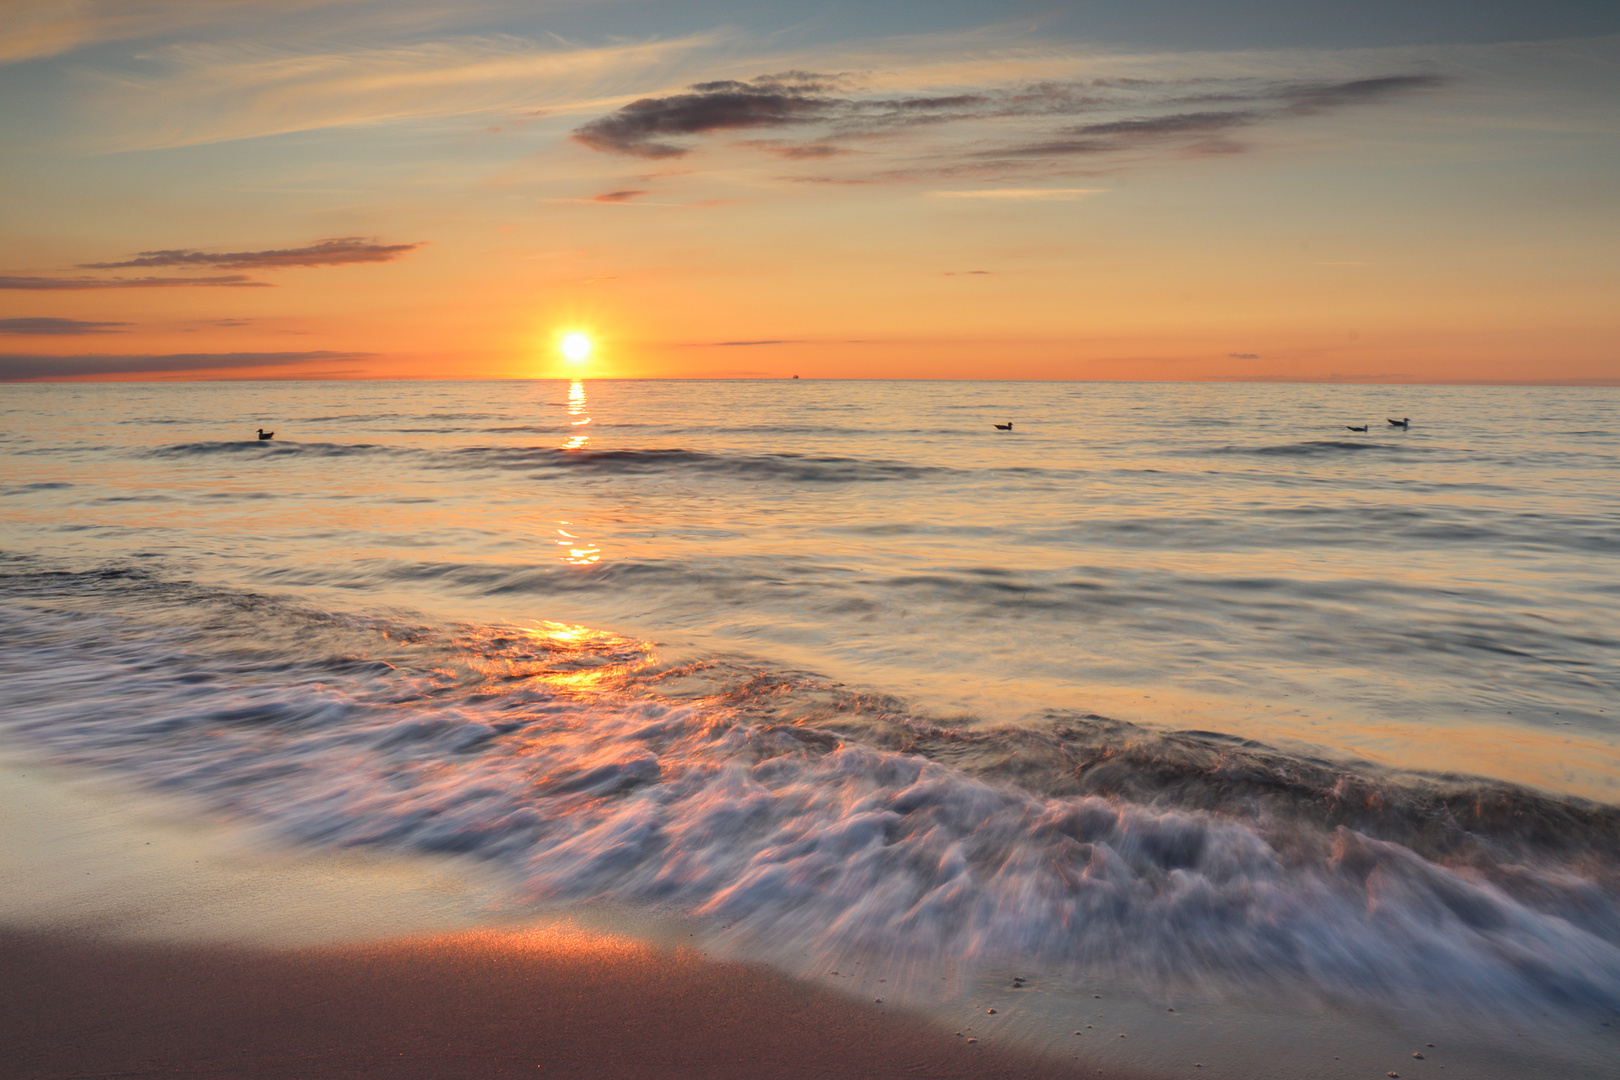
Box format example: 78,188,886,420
0,0,1616,382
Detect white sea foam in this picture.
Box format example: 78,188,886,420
3,582,1618,1024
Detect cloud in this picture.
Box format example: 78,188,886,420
574,70,1446,178
78,31,721,149
0,317,128,335
0,350,366,380
944,270,993,276
930,188,1104,199
574,73,845,158
590,190,648,203
1277,75,1445,113
0,0,370,66
0,274,268,289
81,237,419,270
1229,352,1261,359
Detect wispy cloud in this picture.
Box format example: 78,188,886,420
0,0,369,65
572,70,1445,180
80,31,722,148
0,274,268,289
590,189,648,203
0,317,128,335
0,350,365,380
81,237,419,270
930,188,1104,199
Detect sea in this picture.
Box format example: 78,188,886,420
3,379,1618,1075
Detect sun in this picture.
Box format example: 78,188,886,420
560,333,592,364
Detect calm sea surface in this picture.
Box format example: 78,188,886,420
3,379,1619,1055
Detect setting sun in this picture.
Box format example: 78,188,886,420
560,333,593,364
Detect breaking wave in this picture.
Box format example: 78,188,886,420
2,567,1618,1022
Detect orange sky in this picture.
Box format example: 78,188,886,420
1,2,1616,383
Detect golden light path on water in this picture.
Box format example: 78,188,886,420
556,380,601,565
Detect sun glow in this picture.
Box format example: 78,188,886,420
560,333,592,363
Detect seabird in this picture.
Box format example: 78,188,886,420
1346,425,1369,432
994,422,1013,431
1387,417,1410,428
257,428,275,440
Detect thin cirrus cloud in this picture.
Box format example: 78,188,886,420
0,317,129,335
77,32,721,149
590,189,649,203
930,188,1104,199
571,70,1445,177
81,237,420,270
0,350,367,380
0,0,374,65
0,274,267,290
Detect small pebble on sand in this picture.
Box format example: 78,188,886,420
874,998,883,1003
1413,1053,1425,1059
967,1038,977,1044
986,1008,997,1014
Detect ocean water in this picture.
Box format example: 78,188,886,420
3,379,1619,1058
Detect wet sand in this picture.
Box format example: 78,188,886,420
0,926,1128,1080
0,752,1134,1080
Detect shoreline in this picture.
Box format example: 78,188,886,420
3,747,1616,1080
0,750,1132,1080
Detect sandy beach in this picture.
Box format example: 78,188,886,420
1,925,1131,1080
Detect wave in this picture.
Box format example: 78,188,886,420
446,446,947,482
1210,440,1416,457
2,566,1619,1022
145,440,398,459
139,440,945,483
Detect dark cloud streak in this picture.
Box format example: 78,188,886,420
574,71,1447,175
0,275,268,290
0,351,369,380
81,237,421,271
0,318,129,335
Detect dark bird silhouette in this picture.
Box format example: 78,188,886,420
1346,425,1369,432
994,422,1013,431
257,429,275,440
1387,417,1410,428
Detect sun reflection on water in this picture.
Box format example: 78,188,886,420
555,380,602,564
457,621,656,693
555,519,601,565
561,379,591,451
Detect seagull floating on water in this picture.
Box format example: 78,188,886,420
257,428,275,440
1387,417,1410,428
994,422,1013,431
1346,425,1369,432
